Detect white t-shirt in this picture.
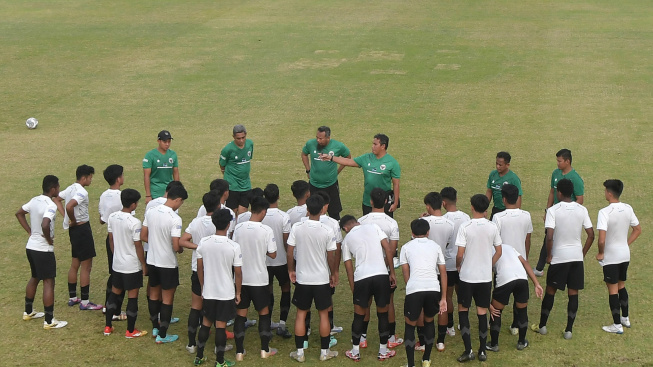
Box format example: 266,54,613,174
358,212,400,242
288,219,337,285
99,189,122,224
196,235,242,300
493,244,527,288
399,237,445,294
142,197,169,252
232,221,277,286
59,183,90,229
197,204,236,236
143,204,182,268
545,202,593,265
341,224,389,282
421,215,455,272
236,211,251,224
185,216,216,272
456,218,502,283
263,208,291,267
597,202,639,265
287,204,307,225
443,210,471,271
22,195,57,252
301,214,343,244
492,209,533,259
108,211,143,273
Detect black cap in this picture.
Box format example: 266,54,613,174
158,130,173,140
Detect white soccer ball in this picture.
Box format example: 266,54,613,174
26,117,39,129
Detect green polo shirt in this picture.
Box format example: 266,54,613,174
142,148,178,199
302,139,351,188
353,152,401,207
219,139,254,192
487,170,523,210
551,168,584,203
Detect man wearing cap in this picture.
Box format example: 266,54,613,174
143,130,180,203
220,125,254,216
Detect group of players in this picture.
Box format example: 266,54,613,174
16,125,642,366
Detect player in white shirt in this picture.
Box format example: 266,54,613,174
104,189,148,338
194,209,242,367
231,196,278,360
16,175,67,329
440,186,471,338
486,244,543,352
532,179,594,340
287,195,339,362
287,180,310,225
399,219,447,367
54,164,103,310
340,216,396,362
234,187,264,225
596,179,641,334
141,184,188,344
196,179,237,238
455,194,502,363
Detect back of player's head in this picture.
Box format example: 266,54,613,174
212,209,233,231
440,187,457,202
202,191,221,214
167,184,188,201
120,189,141,208
339,215,357,230
306,195,325,216
248,188,264,206
557,178,574,198
315,191,331,205
501,184,520,205
556,148,572,164
165,180,184,193
291,180,310,200
317,125,331,137
496,151,511,163
423,192,442,210
374,133,390,150
250,196,269,214
76,164,95,180
603,179,624,198
233,124,247,135
264,184,280,204
209,178,229,192
470,194,490,213
370,188,387,209
103,164,123,185
42,175,59,193
411,219,430,236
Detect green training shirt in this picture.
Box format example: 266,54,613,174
219,139,254,192
551,168,584,203
142,148,178,199
487,170,523,210
353,152,401,207
302,139,351,188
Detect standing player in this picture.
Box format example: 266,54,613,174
485,152,523,219
596,180,641,334
196,179,237,239
287,195,339,362
220,124,254,216
301,126,351,220
287,180,310,225
340,215,397,362
143,130,179,203
104,189,148,338
55,164,103,310
400,219,447,367
321,134,400,217
455,194,502,362
531,179,594,340
16,175,68,329
534,149,584,276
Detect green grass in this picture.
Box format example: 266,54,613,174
2,0,652,366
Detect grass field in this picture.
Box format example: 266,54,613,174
2,0,653,366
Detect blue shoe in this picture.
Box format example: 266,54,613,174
152,328,159,338
155,334,179,344
303,340,309,349
329,336,338,348
67,297,81,306
170,317,180,324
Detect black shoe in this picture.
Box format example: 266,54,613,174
457,351,475,363
517,340,529,351
478,350,487,362
276,327,292,339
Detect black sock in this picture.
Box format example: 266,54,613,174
126,297,138,333
517,306,528,343
25,297,34,314
215,327,227,364
80,285,90,301
459,311,471,353
447,312,454,328
259,313,272,352
478,314,488,353
329,309,334,329
44,304,54,324
295,334,304,349
540,293,555,328
619,287,629,317
389,321,396,337
68,282,77,299
417,326,425,346
105,292,117,327
114,291,124,316
269,292,275,317
351,313,365,346
404,323,416,367
188,308,202,347
362,320,369,336
511,302,518,329
566,294,578,332
280,291,290,322
423,321,435,361
148,298,161,329
197,324,210,359
105,276,112,307
159,303,173,338
490,309,502,347
234,315,247,353
437,324,447,344
377,312,389,345
320,335,330,350
609,294,620,325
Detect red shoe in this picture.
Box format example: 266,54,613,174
103,326,114,336
387,336,404,348
377,350,396,361
226,330,235,339
125,329,148,338
359,339,368,348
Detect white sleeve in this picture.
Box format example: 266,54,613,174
436,247,446,265
107,216,113,234
375,224,389,241
44,203,57,221
233,244,243,267
132,218,143,242
493,225,502,247
390,222,400,241
341,240,351,262
287,225,297,247
455,225,467,248
282,214,291,234
526,212,533,233
171,216,182,238
326,228,337,252
630,208,640,227
267,228,277,254
399,246,408,265
196,242,204,259
544,207,556,229
582,209,593,229
596,208,608,231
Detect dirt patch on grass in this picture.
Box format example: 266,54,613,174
370,69,407,75
356,50,404,61
280,58,347,70
434,64,460,70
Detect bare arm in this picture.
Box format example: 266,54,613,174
319,154,359,167
335,242,342,271
485,188,493,203
328,250,338,287
41,218,53,246
628,224,642,246
519,255,543,299
301,152,311,179
582,227,594,257
179,232,198,250
283,233,289,252
15,208,31,235
344,260,355,292
234,266,242,304
516,195,522,208
267,250,277,259
545,228,554,263
287,245,296,283
381,238,396,287
491,245,502,266
198,259,204,288
173,167,180,181
525,233,531,259
140,225,149,243
108,232,114,254
143,168,152,203
389,178,400,213
546,188,555,209
53,196,65,216
66,199,79,227
575,195,584,205
401,263,410,284
456,246,465,272
438,264,448,313
134,240,147,275
596,230,606,261
337,154,352,174
172,236,183,253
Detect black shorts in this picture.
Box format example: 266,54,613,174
404,291,440,321
113,270,143,291
26,249,56,280
191,271,201,296
105,235,114,274
238,285,270,311
147,265,179,290
492,279,529,306
353,274,391,308
292,283,332,311
69,222,96,261
547,261,584,291
447,271,460,287
458,281,491,309
268,265,290,286
203,299,237,323
225,190,251,210
603,262,629,284
309,181,342,220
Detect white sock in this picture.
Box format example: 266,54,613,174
81,300,89,306
69,297,77,301
389,335,396,342
279,320,286,327
352,345,360,354
361,334,367,341
297,348,304,356
321,348,328,356
379,344,387,354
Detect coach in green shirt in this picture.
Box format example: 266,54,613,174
142,130,179,202
485,151,522,219
220,124,253,215
301,126,351,220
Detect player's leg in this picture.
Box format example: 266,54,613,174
488,299,505,351
24,277,39,317
277,276,292,337
187,271,203,352
534,263,564,333
158,286,177,340
474,282,491,362
618,263,630,327
456,281,474,362
147,266,162,334
42,278,55,324
564,261,584,339
292,308,308,361
68,257,81,304
125,287,141,336
254,286,275,357
234,295,249,358
602,264,622,333
347,304,367,360
196,315,213,363
421,291,439,364
403,294,419,367
565,288,578,338
374,275,394,360
214,319,231,366
316,285,337,360
515,301,529,349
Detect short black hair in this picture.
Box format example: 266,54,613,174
603,179,624,198
212,209,233,231
374,133,390,150
264,183,280,204
250,196,270,214
209,178,229,192
496,151,511,163
167,184,188,201
306,195,325,216
76,164,95,180
440,187,457,202
423,192,442,210
411,219,430,236
248,188,264,206
317,126,331,137
120,188,141,208
165,180,184,192
315,191,331,205
501,184,520,205
202,191,221,214
103,164,123,185
42,175,59,193
470,194,490,213
291,180,310,200
556,149,572,164
339,215,357,230
557,178,574,198
370,188,387,209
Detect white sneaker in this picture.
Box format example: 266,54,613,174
436,343,445,351
533,269,544,277
602,324,624,334
393,257,400,269
621,317,631,328
330,325,343,335
186,344,197,353
214,344,234,354
307,328,312,336
271,321,281,329
446,327,456,336
44,318,68,329
23,311,45,321
245,319,257,328
563,331,572,340
510,327,519,336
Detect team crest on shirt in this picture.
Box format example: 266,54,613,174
157,160,160,163
502,182,509,186
143,158,148,163
247,151,252,157
380,164,386,170
169,158,174,164
329,151,334,156
235,156,238,159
